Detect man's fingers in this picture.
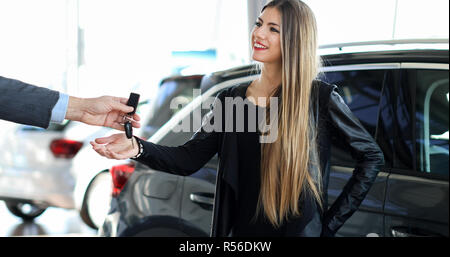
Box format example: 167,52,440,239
131,120,141,129
119,97,129,105
117,97,141,121
111,97,133,113
109,122,125,131
114,101,134,114
133,113,141,121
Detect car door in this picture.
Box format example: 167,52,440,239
151,94,217,235
321,66,395,236
384,66,449,237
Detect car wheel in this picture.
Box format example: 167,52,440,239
119,215,209,237
5,201,46,221
80,171,112,230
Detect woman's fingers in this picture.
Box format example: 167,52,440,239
95,133,122,144
94,136,112,145
90,141,110,157
91,133,136,160
92,144,116,159
90,141,103,152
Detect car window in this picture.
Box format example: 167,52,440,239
415,69,449,178
143,82,195,138
322,69,386,166
158,92,218,147
157,91,221,174
142,79,201,139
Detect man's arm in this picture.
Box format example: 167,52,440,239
0,76,59,128
0,76,140,130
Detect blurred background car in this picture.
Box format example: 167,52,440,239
0,74,205,230
0,121,74,220
0,101,151,221
100,40,449,237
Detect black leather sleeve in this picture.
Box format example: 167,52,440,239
321,87,385,236
133,89,228,176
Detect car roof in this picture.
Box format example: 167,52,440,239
322,49,448,66
199,40,448,93
159,74,204,87
320,39,448,65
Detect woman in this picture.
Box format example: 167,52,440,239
91,0,384,237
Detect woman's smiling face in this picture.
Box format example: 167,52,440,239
251,7,282,65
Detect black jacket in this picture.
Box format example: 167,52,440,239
134,80,385,237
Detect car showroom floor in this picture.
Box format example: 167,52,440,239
0,201,97,237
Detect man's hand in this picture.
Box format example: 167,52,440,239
91,133,139,160
66,96,141,131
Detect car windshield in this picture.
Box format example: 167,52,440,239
141,77,202,139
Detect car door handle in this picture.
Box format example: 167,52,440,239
190,192,214,206
391,226,442,237
391,228,415,237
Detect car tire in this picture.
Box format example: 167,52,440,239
80,171,112,230
5,201,46,221
119,215,209,237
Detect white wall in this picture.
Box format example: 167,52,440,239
246,0,449,47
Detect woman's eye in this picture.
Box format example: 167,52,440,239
270,27,279,33
255,21,262,27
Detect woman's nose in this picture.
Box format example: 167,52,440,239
253,27,266,41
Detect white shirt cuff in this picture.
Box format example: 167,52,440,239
50,92,69,123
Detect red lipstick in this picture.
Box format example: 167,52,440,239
253,41,268,50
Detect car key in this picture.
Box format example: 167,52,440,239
124,93,140,148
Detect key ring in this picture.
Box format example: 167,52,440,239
119,115,134,125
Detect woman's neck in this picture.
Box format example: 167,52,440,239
256,62,282,97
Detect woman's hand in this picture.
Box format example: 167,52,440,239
90,133,139,160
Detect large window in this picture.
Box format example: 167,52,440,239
322,69,387,166
415,70,449,177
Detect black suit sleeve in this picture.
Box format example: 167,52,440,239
321,87,385,236
0,76,59,128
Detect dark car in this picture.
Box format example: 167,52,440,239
100,40,449,237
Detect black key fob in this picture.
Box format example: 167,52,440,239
124,93,140,139
125,122,133,139
126,93,140,116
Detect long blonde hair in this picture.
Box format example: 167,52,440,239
257,0,323,227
